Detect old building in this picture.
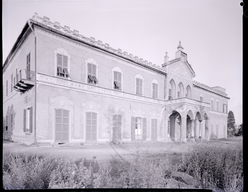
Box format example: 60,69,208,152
3,14,229,144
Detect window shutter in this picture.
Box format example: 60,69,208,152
143,118,147,140
29,107,33,133
57,54,62,66
63,56,68,68
131,117,135,141
23,109,26,132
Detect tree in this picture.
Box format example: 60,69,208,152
236,124,243,136
227,111,236,137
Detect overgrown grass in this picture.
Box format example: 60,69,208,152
177,143,243,192
3,142,243,191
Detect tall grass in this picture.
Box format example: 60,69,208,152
177,144,243,192
3,142,243,191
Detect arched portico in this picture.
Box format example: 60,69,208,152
168,110,181,141
186,110,194,140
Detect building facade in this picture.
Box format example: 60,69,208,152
3,14,229,144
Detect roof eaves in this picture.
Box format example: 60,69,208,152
30,14,166,74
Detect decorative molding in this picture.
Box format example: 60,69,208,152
37,73,165,106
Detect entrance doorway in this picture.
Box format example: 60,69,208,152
169,111,181,141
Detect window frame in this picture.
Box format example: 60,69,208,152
216,100,219,111
6,80,8,96
113,70,123,91
211,99,214,110
54,48,71,79
151,79,159,99
151,118,158,140
135,74,144,96
85,58,99,85
23,107,33,134
85,111,98,142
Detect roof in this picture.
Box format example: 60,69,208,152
193,80,229,98
29,13,166,74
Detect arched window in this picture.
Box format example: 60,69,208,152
178,82,184,98
186,85,192,98
169,79,176,100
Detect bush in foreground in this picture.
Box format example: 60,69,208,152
3,143,243,191
177,144,243,192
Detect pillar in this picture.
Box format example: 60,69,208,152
164,116,169,141
180,114,187,142
201,120,205,139
191,119,195,138
206,119,210,140
195,119,199,138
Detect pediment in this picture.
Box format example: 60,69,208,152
168,60,195,79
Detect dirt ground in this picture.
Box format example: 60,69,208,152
3,137,242,164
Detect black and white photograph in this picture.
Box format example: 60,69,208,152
3,0,243,191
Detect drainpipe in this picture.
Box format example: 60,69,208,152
28,20,37,144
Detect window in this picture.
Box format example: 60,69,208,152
200,96,203,102
86,112,97,142
10,114,13,130
168,89,172,100
223,104,228,113
151,118,158,141
6,115,8,131
6,80,8,96
186,85,192,98
135,117,142,138
169,79,176,99
136,78,143,95
27,53,31,79
113,115,122,143
23,107,33,133
87,63,98,84
131,117,147,141
211,99,214,110
152,83,158,99
57,54,69,78
216,101,219,111
55,109,69,142
11,74,13,92
16,69,18,82
178,82,184,98
113,71,122,90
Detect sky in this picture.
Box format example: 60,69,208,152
2,0,243,124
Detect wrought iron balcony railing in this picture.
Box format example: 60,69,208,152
13,69,35,93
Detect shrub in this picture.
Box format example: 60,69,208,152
3,152,58,189
177,144,243,192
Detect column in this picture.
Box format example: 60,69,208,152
164,116,169,142
201,120,205,139
206,119,210,140
191,119,195,138
195,119,199,138
180,114,187,142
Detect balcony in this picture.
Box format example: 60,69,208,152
13,69,35,93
